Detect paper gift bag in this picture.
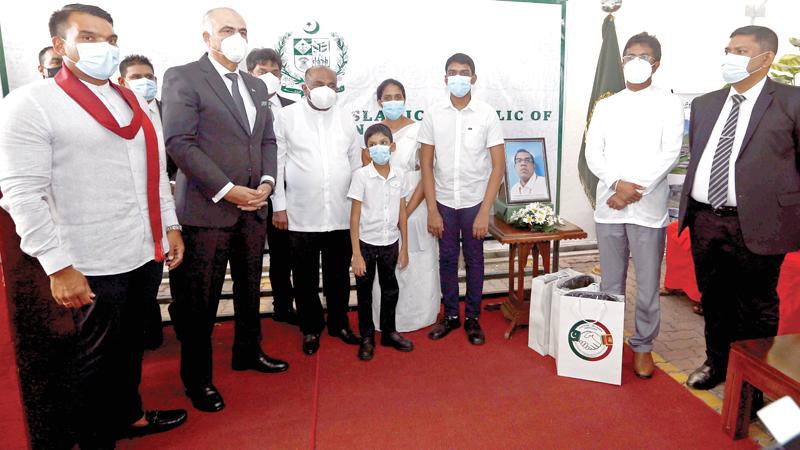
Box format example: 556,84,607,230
527,268,581,356
556,291,625,385
548,275,599,358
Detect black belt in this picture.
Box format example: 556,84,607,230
692,199,738,217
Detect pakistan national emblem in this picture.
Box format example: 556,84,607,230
276,21,349,95
567,320,614,361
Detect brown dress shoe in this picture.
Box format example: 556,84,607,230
633,351,655,379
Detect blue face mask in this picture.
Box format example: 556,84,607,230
369,144,391,165
447,75,472,98
381,100,405,121
127,78,158,101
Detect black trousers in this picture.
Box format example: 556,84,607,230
75,260,163,447
266,199,295,313
689,201,785,372
168,212,267,389
289,230,352,335
355,240,399,336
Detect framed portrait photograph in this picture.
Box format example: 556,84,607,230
503,138,551,204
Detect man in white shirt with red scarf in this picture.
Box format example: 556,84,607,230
0,4,187,448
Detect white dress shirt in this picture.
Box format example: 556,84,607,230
509,176,548,201
417,97,505,209
347,162,410,246
0,78,178,276
690,76,767,206
207,56,274,203
270,94,283,111
272,101,362,232
585,85,684,228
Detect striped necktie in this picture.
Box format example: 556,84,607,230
708,94,746,209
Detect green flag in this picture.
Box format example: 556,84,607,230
577,14,625,209
0,23,8,97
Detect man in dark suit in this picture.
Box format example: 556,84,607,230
246,48,298,326
162,7,288,413
678,25,800,390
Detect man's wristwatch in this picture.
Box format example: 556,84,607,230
166,224,182,232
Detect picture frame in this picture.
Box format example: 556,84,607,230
502,138,551,204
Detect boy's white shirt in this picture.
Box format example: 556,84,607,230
347,162,410,246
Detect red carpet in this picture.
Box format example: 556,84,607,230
112,305,757,450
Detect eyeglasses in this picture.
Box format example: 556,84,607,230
515,157,534,164
622,54,655,64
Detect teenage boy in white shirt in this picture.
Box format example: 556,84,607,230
419,53,506,345
585,32,683,379
349,123,412,361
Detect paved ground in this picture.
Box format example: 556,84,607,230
156,248,770,444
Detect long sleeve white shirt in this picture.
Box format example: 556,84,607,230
585,85,684,228
272,101,361,232
0,78,178,276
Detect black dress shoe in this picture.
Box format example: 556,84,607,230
302,334,320,355
686,363,724,390
358,335,375,361
328,328,361,345
232,351,289,373
186,384,225,412
380,331,414,352
464,318,486,345
428,317,461,340
120,409,188,438
273,308,299,325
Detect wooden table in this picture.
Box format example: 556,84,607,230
721,334,800,439
487,217,587,339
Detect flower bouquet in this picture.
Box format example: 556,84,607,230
508,202,563,233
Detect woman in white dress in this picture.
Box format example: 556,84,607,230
366,79,440,332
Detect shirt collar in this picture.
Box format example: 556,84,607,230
208,54,240,80
367,161,396,180
79,78,112,94
729,75,767,102
444,96,477,112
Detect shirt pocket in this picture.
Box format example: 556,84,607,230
462,124,487,150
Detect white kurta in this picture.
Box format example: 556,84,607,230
371,122,440,332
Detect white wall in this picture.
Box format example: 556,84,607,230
2,0,798,243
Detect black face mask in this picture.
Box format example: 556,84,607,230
44,66,61,78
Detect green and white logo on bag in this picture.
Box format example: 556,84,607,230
568,320,613,361
276,21,349,96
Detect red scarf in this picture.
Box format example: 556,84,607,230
55,66,164,262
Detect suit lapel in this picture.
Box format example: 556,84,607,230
692,89,728,162
199,54,250,135
240,72,264,137
737,78,775,160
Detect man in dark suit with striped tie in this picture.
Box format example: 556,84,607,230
678,25,800,390
161,7,289,413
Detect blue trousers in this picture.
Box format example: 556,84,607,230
437,202,484,319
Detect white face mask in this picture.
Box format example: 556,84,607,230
127,78,158,101
721,52,766,84
219,33,248,64
258,72,281,97
307,86,337,110
71,42,120,80
623,58,653,85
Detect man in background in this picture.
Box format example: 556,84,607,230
37,45,62,78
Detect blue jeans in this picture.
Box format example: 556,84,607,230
437,202,484,319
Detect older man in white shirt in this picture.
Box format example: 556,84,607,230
272,65,363,355
0,5,186,447
586,33,683,379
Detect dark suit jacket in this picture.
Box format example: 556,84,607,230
162,53,277,227
277,94,294,108
678,78,800,255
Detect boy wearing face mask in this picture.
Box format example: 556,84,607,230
348,123,412,360
585,32,683,379
419,53,506,346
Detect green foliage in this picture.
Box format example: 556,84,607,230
770,38,800,85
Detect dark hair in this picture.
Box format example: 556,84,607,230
623,32,662,61
514,149,535,165
445,53,475,74
119,54,154,77
38,46,54,66
376,78,406,102
730,25,778,53
49,4,113,38
246,48,282,72
364,123,393,146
